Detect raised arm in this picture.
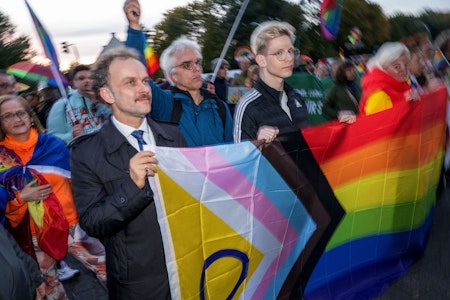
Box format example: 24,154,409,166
123,0,174,121
124,0,146,65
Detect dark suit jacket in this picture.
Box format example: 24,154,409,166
70,116,186,299
0,225,43,300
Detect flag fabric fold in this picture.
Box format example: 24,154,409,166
319,0,343,40
0,133,70,260
150,140,341,299
24,0,74,123
149,85,446,299
434,49,450,71
339,47,345,61
302,86,447,299
24,0,61,71
141,32,160,76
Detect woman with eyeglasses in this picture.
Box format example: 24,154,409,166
0,94,109,298
124,0,233,147
0,94,108,290
232,21,309,143
0,94,73,299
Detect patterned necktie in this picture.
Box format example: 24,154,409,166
131,130,147,151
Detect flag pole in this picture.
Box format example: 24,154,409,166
437,48,450,67
211,0,250,83
24,0,78,125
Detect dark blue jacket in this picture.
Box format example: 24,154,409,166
126,27,233,147
213,75,230,102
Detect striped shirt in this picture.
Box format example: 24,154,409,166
233,78,308,142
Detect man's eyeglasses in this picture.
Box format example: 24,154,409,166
267,48,299,61
174,59,203,71
0,110,28,122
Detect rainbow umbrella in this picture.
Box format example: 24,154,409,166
7,61,68,87
234,46,255,60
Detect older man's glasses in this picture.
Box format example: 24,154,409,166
175,59,203,71
0,110,28,122
267,48,299,61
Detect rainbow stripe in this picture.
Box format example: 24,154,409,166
339,48,345,61
142,32,159,76
25,0,60,70
150,141,331,299
319,0,343,40
303,86,448,299
0,133,70,260
234,46,255,60
434,49,450,71
147,86,446,299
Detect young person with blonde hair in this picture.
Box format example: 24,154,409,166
233,21,308,143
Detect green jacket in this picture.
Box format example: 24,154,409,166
323,83,361,120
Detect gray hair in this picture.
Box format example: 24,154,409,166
159,36,203,86
368,41,411,71
250,21,296,55
211,58,229,72
90,47,142,102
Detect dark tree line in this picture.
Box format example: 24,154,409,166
0,0,449,73
149,0,449,74
0,11,34,69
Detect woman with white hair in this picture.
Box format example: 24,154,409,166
359,41,418,115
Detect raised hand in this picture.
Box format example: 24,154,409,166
123,0,142,30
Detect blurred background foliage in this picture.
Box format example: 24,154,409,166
1,0,449,77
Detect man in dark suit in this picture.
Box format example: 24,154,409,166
70,47,186,299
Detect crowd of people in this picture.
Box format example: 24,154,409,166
0,0,449,298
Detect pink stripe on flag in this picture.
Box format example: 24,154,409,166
180,146,300,297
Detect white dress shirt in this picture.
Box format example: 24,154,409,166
111,116,156,152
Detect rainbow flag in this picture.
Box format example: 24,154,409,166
434,48,450,71
0,133,70,260
339,47,345,61
24,0,60,70
24,0,68,100
319,0,343,40
150,140,343,299
142,32,159,76
149,86,447,299
303,86,447,299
